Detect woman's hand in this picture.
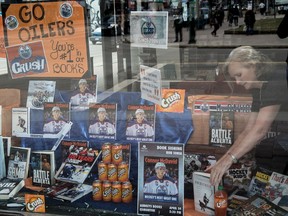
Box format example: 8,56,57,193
205,154,233,186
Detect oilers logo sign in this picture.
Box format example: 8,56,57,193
6,41,48,78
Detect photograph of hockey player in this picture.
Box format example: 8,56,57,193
143,162,178,196
88,107,116,137
126,109,154,139
43,106,67,134
70,79,96,110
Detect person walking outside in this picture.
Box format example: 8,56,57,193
211,9,220,37
244,6,256,35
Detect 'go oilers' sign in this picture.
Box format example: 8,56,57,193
1,1,90,78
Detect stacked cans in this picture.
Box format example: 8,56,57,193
93,143,132,203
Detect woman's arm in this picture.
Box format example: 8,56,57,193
206,104,280,186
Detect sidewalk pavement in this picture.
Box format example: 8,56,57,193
168,13,288,48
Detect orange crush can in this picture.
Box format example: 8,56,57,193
102,180,112,202
121,181,133,203
98,161,108,181
117,161,129,182
92,180,102,201
102,143,112,164
112,181,122,203
107,163,118,182
111,143,123,165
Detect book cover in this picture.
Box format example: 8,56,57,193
138,142,184,215
248,166,273,197
70,76,97,110
7,146,31,179
88,103,117,139
12,107,30,136
227,195,248,212
61,140,89,162
54,148,100,184
231,194,288,216
0,177,25,199
2,137,11,157
209,111,234,146
44,181,74,198
126,105,155,142
25,194,45,212
56,183,93,203
30,150,55,187
193,172,215,215
264,171,288,211
156,89,185,113
43,102,70,135
26,80,56,109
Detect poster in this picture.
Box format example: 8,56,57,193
130,11,168,49
138,142,184,215
1,1,90,78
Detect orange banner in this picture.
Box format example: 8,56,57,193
2,1,90,78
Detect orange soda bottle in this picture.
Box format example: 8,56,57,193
214,185,228,216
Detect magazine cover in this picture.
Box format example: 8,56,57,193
61,140,89,162
54,148,100,184
56,183,93,203
25,194,45,213
209,111,234,146
43,102,70,135
12,107,30,136
156,89,185,113
7,146,31,179
70,76,97,110
26,80,56,109
30,150,55,187
126,105,155,142
0,177,25,199
138,142,184,215
88,103,117,139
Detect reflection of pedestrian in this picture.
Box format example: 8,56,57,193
143,162,178,195
43,106,67,134
259,2,266,15
210,10,219,37
244,6,256,35
173,7,183,42
89,107,115,135
207,46,288,186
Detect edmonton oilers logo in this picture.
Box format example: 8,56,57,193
141,19,156,38
5,15,18,30
60,2,73,18
18,44,32,60
200,103,209,112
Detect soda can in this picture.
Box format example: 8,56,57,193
102,180,112,202
107,163,118,182
92,180,102,201
112,181,122,203
98,161,108,181
121,181,133,203
102,143,111,164
117,161,129,182
111,143,123,165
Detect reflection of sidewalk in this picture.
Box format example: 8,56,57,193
168,13,288,48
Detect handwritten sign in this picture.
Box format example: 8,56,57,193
1,1,90,78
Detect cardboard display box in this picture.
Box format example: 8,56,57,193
187,95,252,145
0,89,21,136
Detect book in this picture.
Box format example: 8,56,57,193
2,137,11,157
209,111,234,146
7,146,31,179
12,107,30,136
231,194,288,216
30,150,55,187
88,103,117,139
26,80,56,110
156,89,185,113
25,194,45,212
0,177,25,199
43,102,70,135
264,171,288,211
54,148,101,184
55,183,93,203
44,181,75,198
126,105,156,142
227,187,249,212
61,140,89,162
138,142,184,215
193,171,215,215
248,166,273,197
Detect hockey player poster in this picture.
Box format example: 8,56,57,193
138,142,184,215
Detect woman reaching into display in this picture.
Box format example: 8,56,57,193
206,46,288,186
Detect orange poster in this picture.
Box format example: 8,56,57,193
2,1,90,78
156,89,185,113
0,15,5,58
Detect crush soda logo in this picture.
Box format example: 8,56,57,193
141,17,156,38
161,91,181,108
